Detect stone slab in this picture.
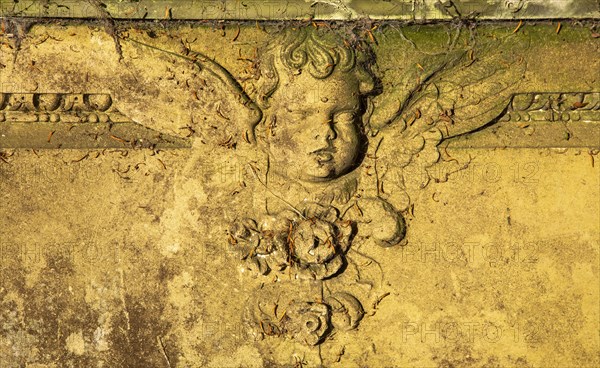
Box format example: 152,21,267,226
0,17,599,368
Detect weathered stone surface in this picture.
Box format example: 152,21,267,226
0,15,598,368
1,0,599,20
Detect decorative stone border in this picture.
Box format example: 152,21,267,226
1,0,598,21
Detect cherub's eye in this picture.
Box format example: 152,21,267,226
292,111,306,119
333,111,356,125
283,107,307,120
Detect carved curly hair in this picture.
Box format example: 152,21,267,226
253,27,379,109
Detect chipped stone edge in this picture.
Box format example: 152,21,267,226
0,0,599,21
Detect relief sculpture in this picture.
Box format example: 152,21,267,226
121,26,534,348
1,18,598,366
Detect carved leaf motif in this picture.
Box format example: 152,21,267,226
325,292,364,331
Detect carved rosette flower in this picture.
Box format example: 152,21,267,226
228,218,288,275
281,301,331,346
289,217,350,280
228,204,353,280
247,290,364,346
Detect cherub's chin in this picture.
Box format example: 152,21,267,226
301,163,338,182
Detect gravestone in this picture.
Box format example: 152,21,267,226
1,1,599,367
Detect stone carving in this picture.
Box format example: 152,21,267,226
121,26,532,347
501,92,600,123
0,93,126,123
25,26,592,350
246,284,365,346
0,19,598,366
0,92,189,149
283,301,331,346
229,204,353,280
325,292,364,331
0,19,597,367
447,92,600,149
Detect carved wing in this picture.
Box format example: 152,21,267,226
366,32,528,209
110,38,262,148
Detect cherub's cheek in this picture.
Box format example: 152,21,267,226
335,124,360,146
281,126,309,146
269,131,300,157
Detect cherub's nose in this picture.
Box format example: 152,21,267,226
313,120,336,142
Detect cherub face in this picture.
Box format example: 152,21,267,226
265,71,365,183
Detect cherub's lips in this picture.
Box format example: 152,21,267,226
311,149,335,163
315,152,333,162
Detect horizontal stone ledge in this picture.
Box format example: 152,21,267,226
0,0,598,21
